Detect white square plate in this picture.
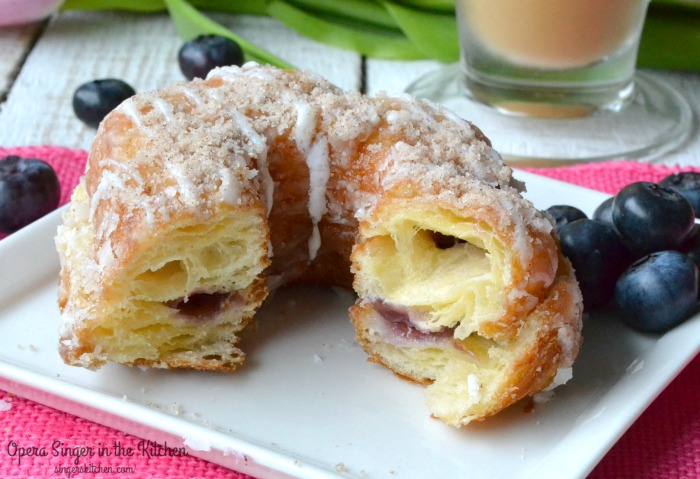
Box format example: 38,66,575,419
0,171,698,479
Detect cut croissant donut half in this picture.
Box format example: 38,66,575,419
350,178,582,425
55,63,583,426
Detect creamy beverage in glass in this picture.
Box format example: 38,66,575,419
456,0,650,117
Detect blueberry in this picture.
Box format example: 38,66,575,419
659,171,700,218
614,251,698,333
592,197,615,230
545,205,587,231
73,78,136,128
680,224,700,272
559,219,631,309
612,182,695,257
0,156,60,234
178,35,244,81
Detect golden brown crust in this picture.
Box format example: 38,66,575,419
490,253,582,412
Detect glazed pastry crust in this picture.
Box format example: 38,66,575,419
55,63,582,425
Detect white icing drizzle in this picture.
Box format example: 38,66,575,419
228,109,274,217
229,109,267,155
96,211,119,266
89,170,126,222
209,63,276,84
98,159,144,187
305,136,330,261
96,159,154,224
153,98,175,123
308,227,321,262
206,88,223,103
165,162,198,206
208,65,244,82
119,102,145,129
292,101,326,261
205,88,273,215
207,68,275,216
294,102,317,154
218,166,240,205
179,86,204,106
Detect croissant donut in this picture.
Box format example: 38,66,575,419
55,63,583,426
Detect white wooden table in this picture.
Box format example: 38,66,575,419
0,10,699,166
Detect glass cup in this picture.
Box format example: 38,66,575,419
406,0,692,164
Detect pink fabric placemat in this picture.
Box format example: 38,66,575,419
0,146,698,478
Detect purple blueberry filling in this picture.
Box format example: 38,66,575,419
369,299,480,362
166,291,242,321
370,299,454,345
